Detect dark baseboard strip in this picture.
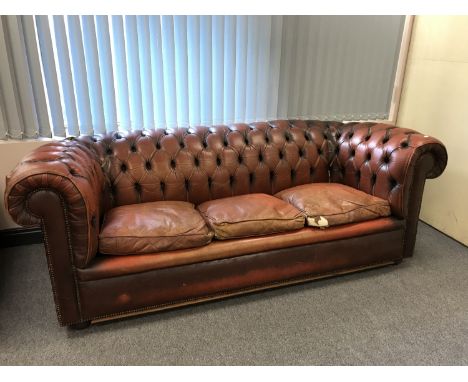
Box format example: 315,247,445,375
0,227,43,248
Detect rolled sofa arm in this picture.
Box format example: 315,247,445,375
329,122,448,257
4,138,109,268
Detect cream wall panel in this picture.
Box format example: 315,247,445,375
397,15,468,245
0,140,49,230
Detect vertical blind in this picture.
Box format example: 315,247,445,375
0,15,405,139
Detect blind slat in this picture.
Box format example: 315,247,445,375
0,17,24,139
67,16,93,135
34,15,65,137
136,16,154,129
212,16,224,125
187,16,200,126
223,16,236,124
199,16,212,125
266,16,282,120
110,16,130,130
244,16,259,122
95,16,117,133
148,16,166,128
51,16,79,136
234,16,247,123
255,16,271,122
174,16,189,127
81,15,106,134
161,16,178,128
124,16,143,130
5,16,39,138
21,16,51,138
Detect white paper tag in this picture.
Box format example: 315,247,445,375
308,216,329,228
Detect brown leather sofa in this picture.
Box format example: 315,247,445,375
4,120,447,329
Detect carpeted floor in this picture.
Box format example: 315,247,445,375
0,222,467,365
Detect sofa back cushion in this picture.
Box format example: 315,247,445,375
83,120,343,207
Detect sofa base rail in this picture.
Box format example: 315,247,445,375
64,225,405,327
85,259,399,327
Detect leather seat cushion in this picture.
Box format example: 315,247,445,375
275,183,391,228
197,193,305,240
99,201,214,255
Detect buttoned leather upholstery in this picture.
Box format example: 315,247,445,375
5,140,109,268
327,122,447,218
4,119,447,327
77,120,341,208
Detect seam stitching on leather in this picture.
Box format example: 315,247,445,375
25,187,83,324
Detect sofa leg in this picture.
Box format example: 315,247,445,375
68,321,91,330
393,258,403,265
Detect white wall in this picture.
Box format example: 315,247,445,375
397,15,468,245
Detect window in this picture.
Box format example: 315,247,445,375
0,15,405,139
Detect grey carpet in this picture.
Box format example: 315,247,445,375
0,222,467,365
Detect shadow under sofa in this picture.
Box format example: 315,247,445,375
4,120,447,328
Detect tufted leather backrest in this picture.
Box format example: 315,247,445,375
79,120,344,207
328,122,447,218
